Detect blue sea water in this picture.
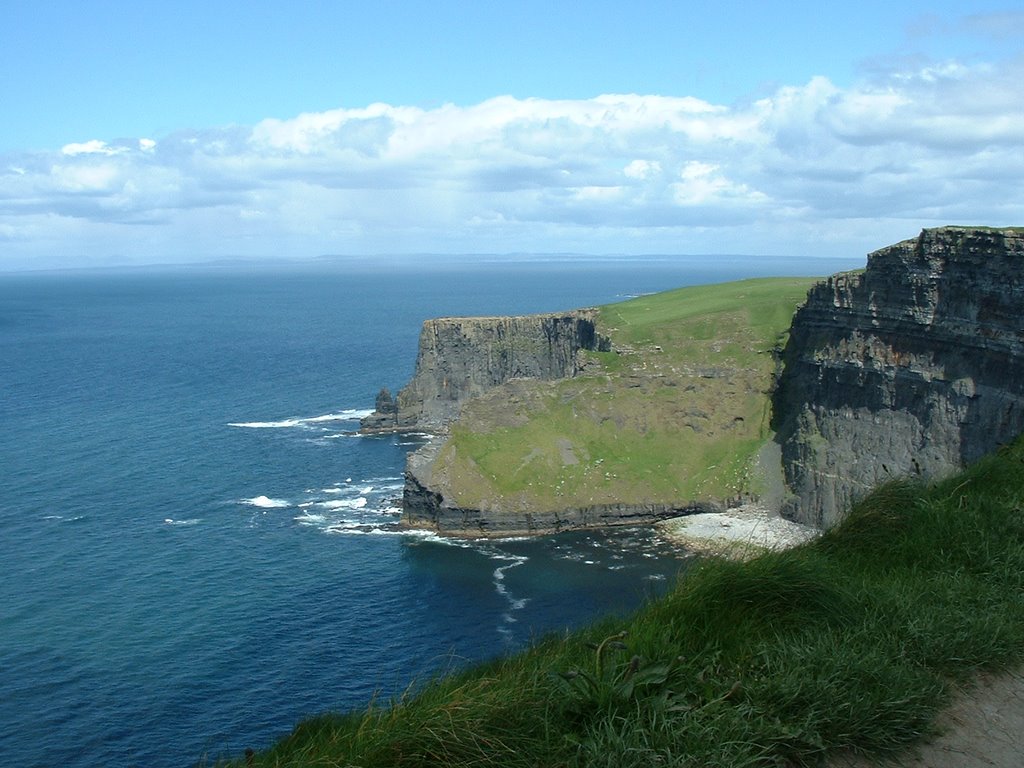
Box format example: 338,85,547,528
0,255,855,767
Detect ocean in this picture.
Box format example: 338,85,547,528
0,255,854,767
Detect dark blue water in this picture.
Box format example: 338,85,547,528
0,256,856,767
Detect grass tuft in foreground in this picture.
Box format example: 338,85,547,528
222,438,1024,767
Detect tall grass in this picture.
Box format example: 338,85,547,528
222,439,1024,767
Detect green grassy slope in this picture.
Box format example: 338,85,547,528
223,437,1024,768
430,277,818,511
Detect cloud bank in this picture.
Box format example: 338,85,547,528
2,54,1022,268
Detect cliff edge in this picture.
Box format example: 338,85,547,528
774,226,1024,527
360,311,609,433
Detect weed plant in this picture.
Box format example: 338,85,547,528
223,439,1024,767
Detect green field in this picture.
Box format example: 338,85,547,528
430,277,818,511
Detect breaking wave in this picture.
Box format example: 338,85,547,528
228,408,374,429
242,495,291,508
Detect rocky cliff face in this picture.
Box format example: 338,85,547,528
774,226,1024,527
360,310,609,432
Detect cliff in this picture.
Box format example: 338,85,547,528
369,278,816,536
359,310,610,432
361,228,1024,537
774,226,1024,527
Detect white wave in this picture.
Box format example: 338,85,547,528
320,484,373,496
323,523,388,535
399,528,448,541
242,495,290,508
294,513,327,525
229,418,305,429
228,408,374,429
317,497,368,511
305,410,373,423
164,518,201,526
493,555,531,635
324,524,442,539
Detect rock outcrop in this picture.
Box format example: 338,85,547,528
360,310,610,433
774,226,1024,527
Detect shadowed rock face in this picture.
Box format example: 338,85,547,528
360,310,609,433
774,227,1024,527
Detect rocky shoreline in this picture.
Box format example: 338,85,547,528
658,504,818,559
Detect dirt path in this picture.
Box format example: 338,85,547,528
833,669,1024,767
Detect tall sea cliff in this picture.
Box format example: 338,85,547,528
362,226,1024,535
774,226,1024,526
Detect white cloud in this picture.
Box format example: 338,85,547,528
60,139,127,157
2,52,1022,268
671,161,766,208
624,160,661,180
50,162,122,192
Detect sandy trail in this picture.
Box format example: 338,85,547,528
832,670,1024,768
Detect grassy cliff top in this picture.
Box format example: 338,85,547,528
430,277,819,512
225,436,1024,768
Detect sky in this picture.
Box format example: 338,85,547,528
1,0,1022,270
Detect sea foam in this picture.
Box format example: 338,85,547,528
318,497,368,511
228,408,374,429
242,495,291,508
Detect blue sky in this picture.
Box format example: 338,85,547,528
1,1,1022,269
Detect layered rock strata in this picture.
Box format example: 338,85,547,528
360,310,609,433
774,227,1024,527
